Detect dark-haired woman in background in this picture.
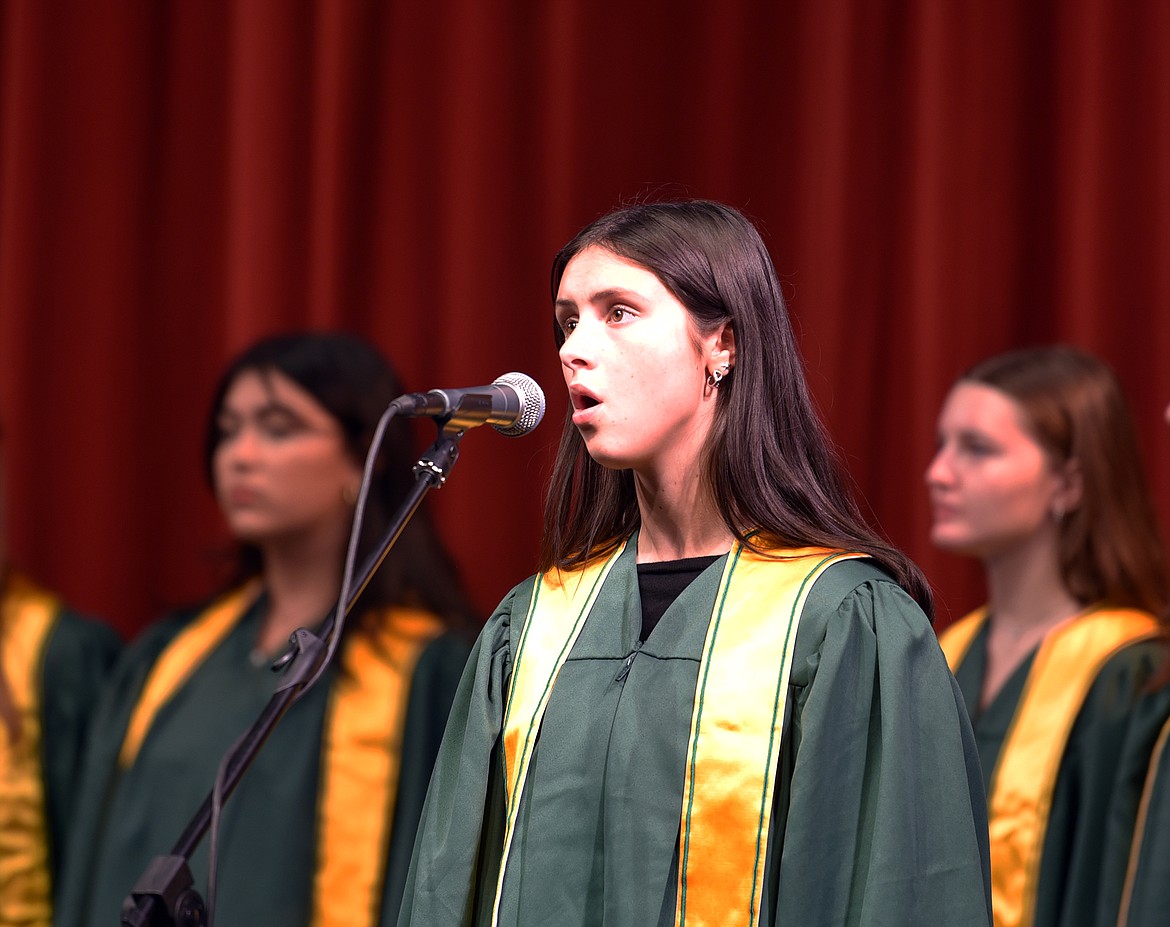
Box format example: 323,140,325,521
55,332,475,927
398,200,992,926
927,346,1170,927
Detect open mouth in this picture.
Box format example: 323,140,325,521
569,386,601,413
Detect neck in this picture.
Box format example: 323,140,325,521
256,536,346,653
633,468,734,563
982,534,1082,633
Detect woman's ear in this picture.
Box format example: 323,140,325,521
710,323,736,372
1053,458,1084,517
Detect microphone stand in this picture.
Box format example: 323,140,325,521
121,424,466,927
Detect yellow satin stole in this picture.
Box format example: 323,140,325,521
0,573,62,927
119,584,443,927
939,605,1160,927
495,541,862,927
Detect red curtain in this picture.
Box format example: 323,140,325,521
2,0,1167,637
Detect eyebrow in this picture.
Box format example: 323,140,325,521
554,287,640,310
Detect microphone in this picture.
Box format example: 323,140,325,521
391,372,546,436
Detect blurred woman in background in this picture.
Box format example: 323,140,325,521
55,331,476,927
927,345,1170,927
1099,397,1170,927
0,424,120,927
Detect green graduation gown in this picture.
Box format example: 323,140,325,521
949,622,1165,927
53,591,469,927
1096,680,1170,927
398,542,993,926
0,572,120,924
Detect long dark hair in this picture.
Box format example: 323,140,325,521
540,199,932,612
961,345,1170,626
203,331,478,636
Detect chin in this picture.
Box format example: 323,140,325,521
580,440,631,471
224,518,274,545
930,527,979,555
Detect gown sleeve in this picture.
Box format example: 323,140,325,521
767,566,993,927
395,584,526,927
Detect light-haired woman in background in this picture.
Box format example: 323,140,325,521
927,345,1170,927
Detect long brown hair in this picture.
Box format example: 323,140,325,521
962,345,1170,626
540,199,933,612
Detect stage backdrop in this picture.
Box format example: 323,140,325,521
1,0,1168,636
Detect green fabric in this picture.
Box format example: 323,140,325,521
1097,682,1170,927
398,541,993,927
37,606,122,887
53,594,468,927
950,623,1165,927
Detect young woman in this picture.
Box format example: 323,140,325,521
927,346,1170,927
398,200,993,926
54,332,476,927
0,426,120,927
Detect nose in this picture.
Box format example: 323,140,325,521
924,445,952,488
219,426,260,470
559,321,597,371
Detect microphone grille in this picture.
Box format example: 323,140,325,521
493,372,546,436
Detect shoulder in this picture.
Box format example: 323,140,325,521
486,573,540,643
1079,633,1166,714
39,606,123,719
97,602,214,702
45,606,122,667
790,557,938,681
801,557,929,635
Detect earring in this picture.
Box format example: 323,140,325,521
342,484,359,506
706,363,730,389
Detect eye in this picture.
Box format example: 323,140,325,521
258,410,305,440
560,317,578,335
215,414,240,443
960,437,997,458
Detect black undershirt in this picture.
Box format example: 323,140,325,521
636,555,720,642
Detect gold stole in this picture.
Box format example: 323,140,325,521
0,573,61,927
119,584,443,927
494,541,861,927
938,606,1160,927
1117,714,1170,927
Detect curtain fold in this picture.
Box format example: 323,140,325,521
2,0,1167,635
